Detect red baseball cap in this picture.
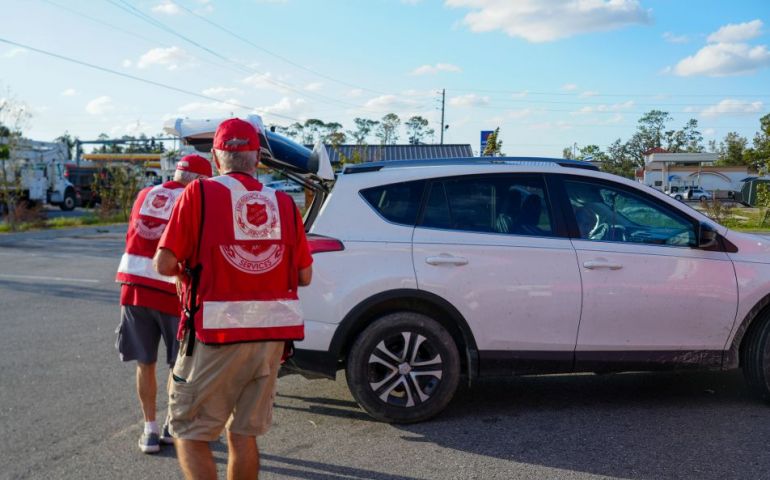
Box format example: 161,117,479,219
176,154,213,177
213,118,260,152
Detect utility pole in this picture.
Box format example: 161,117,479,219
440,88,446,145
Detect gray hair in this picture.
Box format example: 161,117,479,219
214,149,258,173
173,169,204,185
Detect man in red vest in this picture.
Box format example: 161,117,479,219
154,118,313,479
115,154,212,454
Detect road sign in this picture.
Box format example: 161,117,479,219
480,130,494,156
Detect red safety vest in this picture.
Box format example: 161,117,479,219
116,181,184,293
186,174,303,344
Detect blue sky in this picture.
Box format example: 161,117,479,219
1,0,769,156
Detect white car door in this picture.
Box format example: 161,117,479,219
412,174,582,373
561,177,737,365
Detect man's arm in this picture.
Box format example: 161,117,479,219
298,265,312,287
154,247,181,277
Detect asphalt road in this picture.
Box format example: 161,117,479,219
2,227,770,479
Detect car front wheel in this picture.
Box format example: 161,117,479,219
346,312,460,423
742,309,770,401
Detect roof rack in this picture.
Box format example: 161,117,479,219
342,157,598,174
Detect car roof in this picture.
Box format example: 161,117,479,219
343,157,598,174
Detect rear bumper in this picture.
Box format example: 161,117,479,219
281,348,339,379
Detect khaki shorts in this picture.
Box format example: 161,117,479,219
168,339,284,441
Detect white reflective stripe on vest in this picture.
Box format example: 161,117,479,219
117,253,176,284
201,299,302,329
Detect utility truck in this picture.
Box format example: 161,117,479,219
0,137,76,211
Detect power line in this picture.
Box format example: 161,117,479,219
169,0,388,96
449,87,770,98
106,0,368,111
0,37,301,122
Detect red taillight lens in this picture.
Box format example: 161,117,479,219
308,234,344,254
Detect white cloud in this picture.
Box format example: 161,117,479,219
508,108,534,120
663,32,689,44
61,88,77,97
580,90,599,98
701,99,764,118
304,82,323,92
449,93,490,107
561,83,578,91
242,72,287,93
363,95,421,110
136,46,195,70
446,0,652,43
572,100,635,115
703,128,716,137
260,97,308,117
85,96,114,115
347,89,364,98
122,59,132,68
110,121,154,137
2,48,27,58
411,63,462,75
151,2,181,15
201,86,242,97
707,19,763,43
671,19,770,77
673,42,770,77
176,98,245,116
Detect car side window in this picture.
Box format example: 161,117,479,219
564,179,696,246
421,175,554,237
360,180,426,226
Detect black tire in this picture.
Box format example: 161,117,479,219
60,188,76,211
345,312,460,423
742,309,770,401
675,194,683,201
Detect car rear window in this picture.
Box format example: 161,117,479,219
360,180,426,225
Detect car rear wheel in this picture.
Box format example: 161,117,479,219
742,309,770,401
675,194,683,200
346,312,460,423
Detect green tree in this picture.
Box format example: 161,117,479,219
665,118,704,153
482,127,504,156
348,117,379,145
602,139,637,179
405,116,434,145
716,132,749,166
625,110,672,165
375,113,401,145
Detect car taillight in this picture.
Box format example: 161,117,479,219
308,234,344,254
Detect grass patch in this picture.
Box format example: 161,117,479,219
0,213,126,233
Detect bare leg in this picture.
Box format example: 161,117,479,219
136,362,157,422
176,439,217,480
227,431,259,480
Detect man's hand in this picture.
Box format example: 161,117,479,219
298,265,312,287
154,247,181,277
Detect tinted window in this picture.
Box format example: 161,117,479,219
564,179,695,246
421,175,554,236
361,180,426,225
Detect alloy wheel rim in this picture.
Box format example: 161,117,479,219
366,331,443,408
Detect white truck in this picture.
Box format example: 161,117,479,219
0,137,77,211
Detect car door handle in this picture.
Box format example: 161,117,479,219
426,255,469,266
582,260,623,270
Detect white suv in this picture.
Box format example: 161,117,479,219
290,157,770,423
162,117,770,424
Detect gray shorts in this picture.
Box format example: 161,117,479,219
116,305,180,366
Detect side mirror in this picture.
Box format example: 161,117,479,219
698,222,718,250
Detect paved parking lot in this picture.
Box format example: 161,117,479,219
2,226,770,479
